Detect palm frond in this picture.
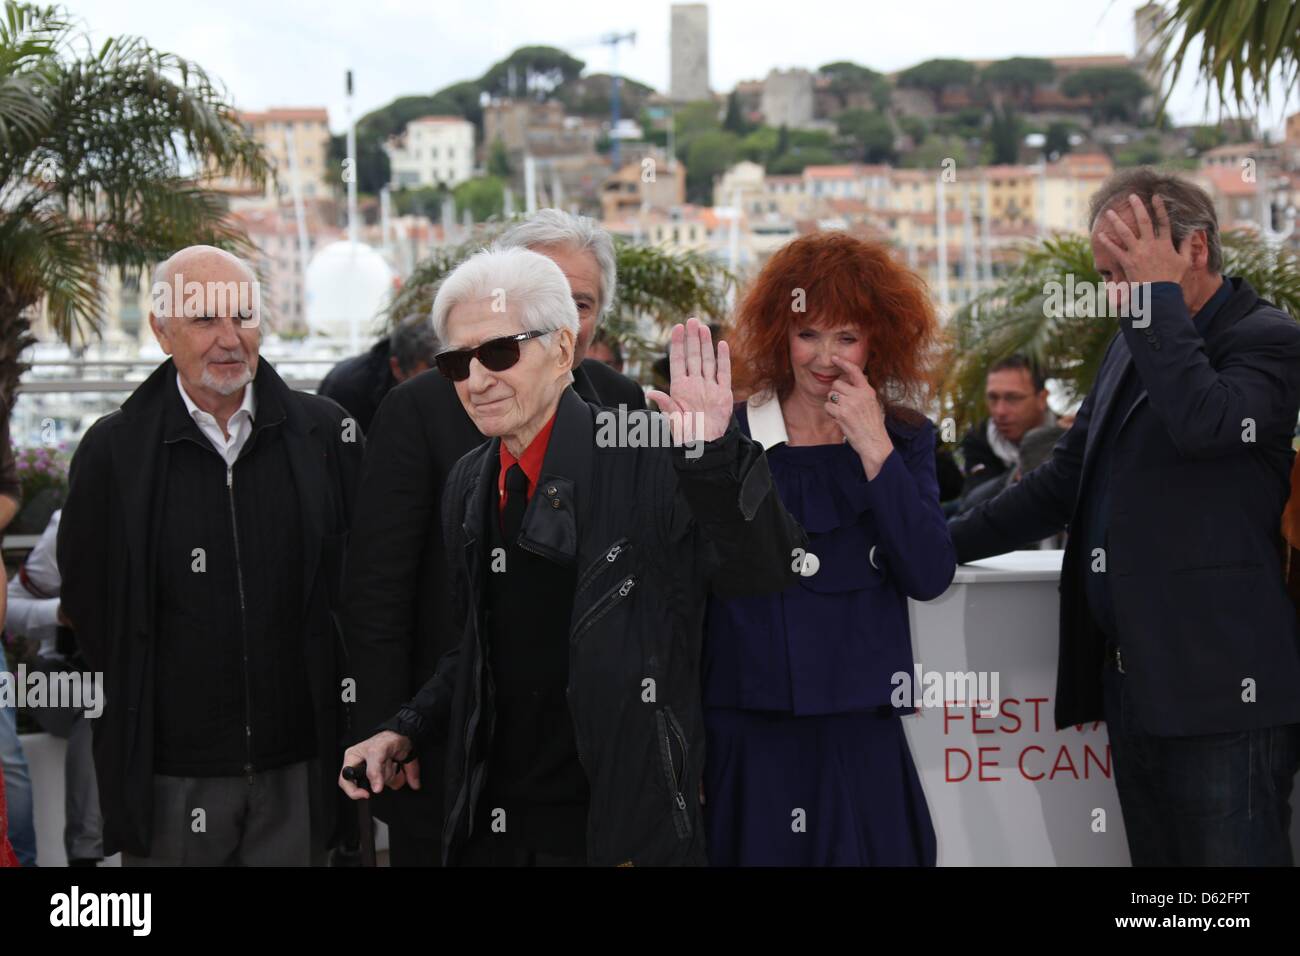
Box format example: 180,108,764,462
938,228,1300,434
1151,0,1300,115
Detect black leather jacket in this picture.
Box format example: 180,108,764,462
383,387,807,865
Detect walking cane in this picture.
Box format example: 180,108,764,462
341,761,377,867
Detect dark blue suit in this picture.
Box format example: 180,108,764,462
950,276,1300,865
951,278,1300,736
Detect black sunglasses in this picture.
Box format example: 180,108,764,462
434,329,554,382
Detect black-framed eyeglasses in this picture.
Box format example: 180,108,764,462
434,329,554,382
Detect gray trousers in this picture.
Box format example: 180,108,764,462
122,759,326,867
64,718,103,861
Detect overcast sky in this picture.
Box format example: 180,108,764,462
66,0,1298,135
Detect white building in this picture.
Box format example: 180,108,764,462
385,116,475,189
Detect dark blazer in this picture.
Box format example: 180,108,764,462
342,359,645,841
57,359,364,857
950,278,1300,735
957,419,1012,500
318,338,396,435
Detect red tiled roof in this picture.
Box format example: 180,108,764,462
240,108,329,124
1199,164,1260,198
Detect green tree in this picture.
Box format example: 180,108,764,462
1188,124,1227,154
0,1,268,407
488,137,512,178
479,46,584,98
776,123,791,156
1113,134,1167,167
684,130,739,203
768,147,839,175
1061,67,1149,124
739,125,780,164
453,176,505,222
980,57,1056,109
722,89,750,134
938,230,1300,432
818,60,892,112
988,107,1023,164
1045,120,1077,158
1152,0,1300,114
934,107,987,139
427,80,487,130
386,225,735,369
835,109,896,162
390,185,447,218
898,115,929,146
328,93,449,194
902,134,968,169
897,58,977,110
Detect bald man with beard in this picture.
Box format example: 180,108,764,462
58,245,364,865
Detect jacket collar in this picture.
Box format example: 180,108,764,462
1084,275,1263,473
570,362,600,404
109,356,323,622
463,386,593,567
124,357,300,438
746,391,788,450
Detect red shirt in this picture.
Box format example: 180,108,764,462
497,410,558,515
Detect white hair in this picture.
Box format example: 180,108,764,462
431,245,579,345
496,208,618,319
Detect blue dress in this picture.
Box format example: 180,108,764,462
702,400,956,866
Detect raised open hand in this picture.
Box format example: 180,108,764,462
646,317,734,445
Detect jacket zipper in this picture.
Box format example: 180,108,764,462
574,538,629,597
226,464,255,785
445,528,486,852
570,575,636,643
657,708,691,838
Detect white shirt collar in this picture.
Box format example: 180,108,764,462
746,391,789,450
175,371,256,426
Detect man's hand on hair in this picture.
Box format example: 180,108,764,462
1095,193,1195,288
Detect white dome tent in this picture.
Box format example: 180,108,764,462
304,240,397,349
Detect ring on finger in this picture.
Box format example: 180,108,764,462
829,391,840,404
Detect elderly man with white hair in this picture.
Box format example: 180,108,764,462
340,245,805,866
58,244,364,866
341,209,646,866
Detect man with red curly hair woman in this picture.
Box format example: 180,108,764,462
703,231,956,866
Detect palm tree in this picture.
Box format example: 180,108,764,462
0,2,268,410
938,230,1300,432
385,224,735,370
1151,0,1300,112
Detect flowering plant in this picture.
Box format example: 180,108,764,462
12,443,70,504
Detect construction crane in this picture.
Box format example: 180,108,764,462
566,31,637,171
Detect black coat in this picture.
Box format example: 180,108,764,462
57,359,364,857
342,359,645,840
317,338,396,435
957,419,1010,500
950,278,1300,735
380,387,807,865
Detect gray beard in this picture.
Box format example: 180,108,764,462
201,364,252,396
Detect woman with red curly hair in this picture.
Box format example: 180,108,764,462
702,232,956,866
